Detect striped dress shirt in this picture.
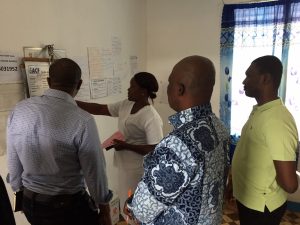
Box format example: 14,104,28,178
7,89,110,204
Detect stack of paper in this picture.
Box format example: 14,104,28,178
101,131,125,150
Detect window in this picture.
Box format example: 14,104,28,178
220,0,300,136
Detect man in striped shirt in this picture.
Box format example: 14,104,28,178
7,58,112,225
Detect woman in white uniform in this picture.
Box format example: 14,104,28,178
77,72,163,212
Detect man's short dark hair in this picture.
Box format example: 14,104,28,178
252,55,282,89
49,58,81,86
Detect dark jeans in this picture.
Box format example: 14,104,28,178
22,189,99,225
236,200,287,225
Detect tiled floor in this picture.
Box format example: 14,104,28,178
222,200,300,225
117,200,300,225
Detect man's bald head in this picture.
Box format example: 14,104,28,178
167,55,215,111
175,55,215,96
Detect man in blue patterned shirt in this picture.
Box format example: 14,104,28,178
125,55,230,225
7,58,112,225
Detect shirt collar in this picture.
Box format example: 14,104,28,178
169,103,213,129
43,89,76,106
253,98,282,112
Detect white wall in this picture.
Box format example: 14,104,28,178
146,0,224,133
0,1,147,224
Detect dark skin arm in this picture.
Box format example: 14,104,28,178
274,160,298,193
113,139,156,155
77,101,157,155
76,101,111,116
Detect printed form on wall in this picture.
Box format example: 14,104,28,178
158,80,169,104
0,53,25,156
88,47,107,99
24,61,49,97
111,36,127,80
111,36,126,95
87,37,127,99
0,111,10,156
130,56,138,77
107,77,121,96
0,53,23,83
90,79,107,99
111,36,122,78
73,56,91,101
88,46,122,98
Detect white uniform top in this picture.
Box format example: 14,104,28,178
108,99,163,169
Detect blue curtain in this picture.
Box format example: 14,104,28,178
220,0,300,132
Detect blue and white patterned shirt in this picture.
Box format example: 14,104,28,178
7,89,110,204
128,104,230,225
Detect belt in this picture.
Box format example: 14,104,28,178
23,188,85,203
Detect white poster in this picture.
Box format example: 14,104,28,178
24,61,49,97
159,80,169,104
0,53,22,82
72,56,91,101
107,77,122,96
130,55,138,77
111,37,126,79
88,47,103,80
0,83,24,111
100,48,114,78
0,111,10,156
90,79,107,99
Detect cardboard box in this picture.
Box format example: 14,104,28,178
110,194,120,225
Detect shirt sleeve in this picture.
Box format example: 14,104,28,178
265,116,298,161
107,100,123,117
7,111,23,192
128,135,198,223
78,117,110,204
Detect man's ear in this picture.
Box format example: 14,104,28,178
76,79,82,91
47,77,51,88
262,73,272,85
178,83,185,96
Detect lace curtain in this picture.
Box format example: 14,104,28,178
220,0,300,135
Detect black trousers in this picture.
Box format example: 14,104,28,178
0,175,16,225
236,200,287,225
22,189,99,225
